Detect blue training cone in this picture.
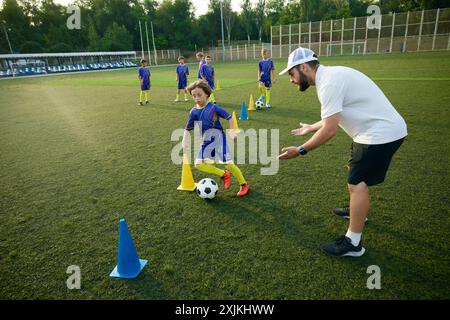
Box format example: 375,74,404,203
110,219,148,279
239,101,248,120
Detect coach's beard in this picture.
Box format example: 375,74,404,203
298,70,310,92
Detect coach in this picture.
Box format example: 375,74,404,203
278,47,407,257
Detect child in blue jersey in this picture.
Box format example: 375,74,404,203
196,52,206,80
200,54,216,103
182,80,250,197
175,56,190,102
137,59,151,106
258,49,276,109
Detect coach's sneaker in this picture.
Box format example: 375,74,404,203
333,207,368,222
265,103,271,109
321,236,365,257
221,170,231,189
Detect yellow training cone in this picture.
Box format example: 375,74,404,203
232,111,241,134
216,80,222,91
248,94,256,111
177,154,197,191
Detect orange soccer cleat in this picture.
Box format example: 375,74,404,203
221,170,231,189
237,183,250,196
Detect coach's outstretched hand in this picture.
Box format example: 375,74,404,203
291,122,313,136
277,147,300,160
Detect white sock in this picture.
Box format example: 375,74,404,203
345,230,362,246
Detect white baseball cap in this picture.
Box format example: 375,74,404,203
279,47,318,75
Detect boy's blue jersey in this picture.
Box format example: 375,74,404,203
258,59,274,81
177,64,189,82
138,67,151,85
185,102,231,134
200,64,215,88
198,58,206,79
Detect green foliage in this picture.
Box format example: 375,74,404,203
47,42,72,52
101,22,133,51
0,0,447,53
19,40,44,53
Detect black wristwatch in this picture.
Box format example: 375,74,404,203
298,146,308,155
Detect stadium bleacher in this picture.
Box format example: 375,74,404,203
0,61,137,77
0,52,138,78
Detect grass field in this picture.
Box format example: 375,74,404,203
0,51,449,300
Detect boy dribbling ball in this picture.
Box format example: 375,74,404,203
258,49,276,109
182,80,250,197
137,59,151,106
175,56,190,102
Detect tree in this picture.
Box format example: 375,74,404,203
87,16,101,51
0,0,30,52
101,22,133,51
20,40,44,53
240,0,255,43
222,0,236,44
255,0,266,43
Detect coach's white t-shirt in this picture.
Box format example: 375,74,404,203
315,65,407,144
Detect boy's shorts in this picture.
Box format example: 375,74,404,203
141,83,150,91
259,79,272,88
196,132,232,164
178,80,187,90
347,137,405,186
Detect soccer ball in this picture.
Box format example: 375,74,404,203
196,178,219,199
255,99,264,110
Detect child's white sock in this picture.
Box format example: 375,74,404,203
345,230,362,246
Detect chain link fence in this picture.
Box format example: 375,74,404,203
270,8,450,57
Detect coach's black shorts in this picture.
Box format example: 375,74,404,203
347,137,405,186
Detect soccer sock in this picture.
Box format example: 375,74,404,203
176,94,179,100
226,163,246,185
139,91,144,102
144,91,149,101
184,92,188,100
345,229,362,246
196,163,225,177
265,88,271,104
209,93,215,103
258,84,265,98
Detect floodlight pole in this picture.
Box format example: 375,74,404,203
145,21,151,65
220,1,225,61
150,21,157,65
139,20,144,59
2,22,13,54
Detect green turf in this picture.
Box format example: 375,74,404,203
0,51,449,299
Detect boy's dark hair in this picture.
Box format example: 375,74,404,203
196,52,204,58
178,56,185,61
140,59,147,64
187,80,212,97
205,54,212,59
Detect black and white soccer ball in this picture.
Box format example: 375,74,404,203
196,178,219,199
255,99,264,110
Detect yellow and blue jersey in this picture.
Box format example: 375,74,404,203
200,64,215,90
138,66,151,90
185,102,231,133
185,102,232,163
258,59,274,82
197,58,206,79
